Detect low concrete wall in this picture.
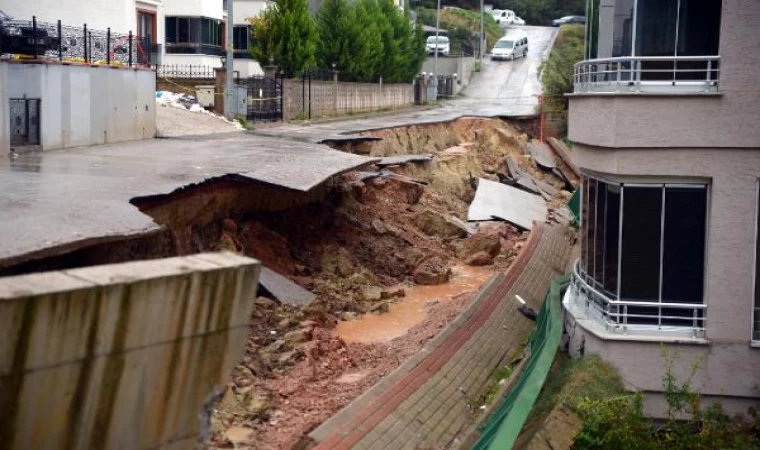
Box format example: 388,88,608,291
421,55,476,94
4,61,156,150
0,252,260,450
283,79,414,120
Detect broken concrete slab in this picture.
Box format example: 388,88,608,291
449,216,476,236
375,154,434,167
528,142,557,170
505,155,524,179
547,137,580,177
534,177,559,197
468,178,548,230
258,266,316,306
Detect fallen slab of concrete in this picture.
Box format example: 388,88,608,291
375,154,434,167
259,266,316,306
468,178,548,230
528,142,557,170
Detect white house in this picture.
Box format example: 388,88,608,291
2,0,164,65
231,0,271,77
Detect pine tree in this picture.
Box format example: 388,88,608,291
249,0,317,76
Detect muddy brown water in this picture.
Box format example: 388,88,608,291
335,265,495,343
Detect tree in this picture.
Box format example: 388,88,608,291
249,0,317,75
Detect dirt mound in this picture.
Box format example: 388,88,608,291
209,117,570,449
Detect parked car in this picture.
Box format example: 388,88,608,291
552,15,586,26
491,9,516,25
426,35,450,56
0,10,59,56
513,16,526,26
491,30,528,61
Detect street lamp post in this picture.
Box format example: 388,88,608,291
479,0,484,65
225,0,235,120
433,0,441,77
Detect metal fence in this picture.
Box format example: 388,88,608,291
0,15,153,66
156,64,217,79
437,75,454,98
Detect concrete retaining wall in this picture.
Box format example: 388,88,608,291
283,79,414,120
0,252,260,450
3,61,156,150
421,55,476,94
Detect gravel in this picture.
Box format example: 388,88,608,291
156,104,242,138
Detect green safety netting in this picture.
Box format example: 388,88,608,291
567,189,580,228
471,274,571,450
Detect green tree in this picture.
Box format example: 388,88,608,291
315,0,349,69
355,0,386,81
249,0,317,75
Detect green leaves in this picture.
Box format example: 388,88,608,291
316,0,424,82
248,0,317,76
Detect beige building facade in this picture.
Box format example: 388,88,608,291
564,0,760,416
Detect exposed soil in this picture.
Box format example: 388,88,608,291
206,117,573,450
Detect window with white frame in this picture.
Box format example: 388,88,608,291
579,175,708,329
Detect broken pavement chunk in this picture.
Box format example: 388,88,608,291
528,142,557,170
258,266,316,306
467,178,548,230
375,154,434,167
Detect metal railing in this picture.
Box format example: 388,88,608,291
573,56,720,94
569,260,706,339
0,15,153,66
156,64,217,79
754,307,760,342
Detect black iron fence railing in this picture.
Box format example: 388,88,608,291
0,15,154,66
156,64,217,79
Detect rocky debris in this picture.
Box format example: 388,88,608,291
465,251,494,266
456,232,502,260
225,426,254,446
370,219,389,235
369,302,390,314
350,174,425,205
413,257,453,285
361,285,406,302
321,247,355,277
415,209,469,239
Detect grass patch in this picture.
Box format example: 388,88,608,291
419,8,503,50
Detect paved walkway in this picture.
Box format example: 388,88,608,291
309,224,572,450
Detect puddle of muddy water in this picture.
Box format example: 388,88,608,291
335,265,495,343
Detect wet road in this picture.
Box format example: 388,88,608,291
251,26,557,143
0,26,555,269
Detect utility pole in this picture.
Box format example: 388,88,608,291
225,0,235,120
479,0,484,65
433,0,441,76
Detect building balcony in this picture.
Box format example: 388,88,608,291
573,56,720,95
566,260,706,341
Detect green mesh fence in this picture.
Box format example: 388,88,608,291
568,189,580,228
471,274,570,450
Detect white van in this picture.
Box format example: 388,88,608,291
490,30,528,60
491,9,515,24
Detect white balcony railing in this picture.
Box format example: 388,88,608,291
573,56,720,94
567,260,706,339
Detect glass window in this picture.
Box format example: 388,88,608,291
612,0,634,57
165,17,177,43
620,186,663,301
178,18,190,43
603,184,620,295
234,26,250,50
662,187,707,304
586,178,598,282
593,181,607,284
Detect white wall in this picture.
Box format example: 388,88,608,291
0,64,8,155
4,62,156,150
162,54,222,67
233,0,270,24
162,0,225,20
0,0,135,34
233,58,263,77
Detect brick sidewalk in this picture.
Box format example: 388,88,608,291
309,224,572,450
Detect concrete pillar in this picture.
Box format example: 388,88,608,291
0,62,8,155
263,64,278,80
214,67,226,115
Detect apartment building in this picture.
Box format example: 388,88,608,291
231,0,271,77
563,0,760,416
